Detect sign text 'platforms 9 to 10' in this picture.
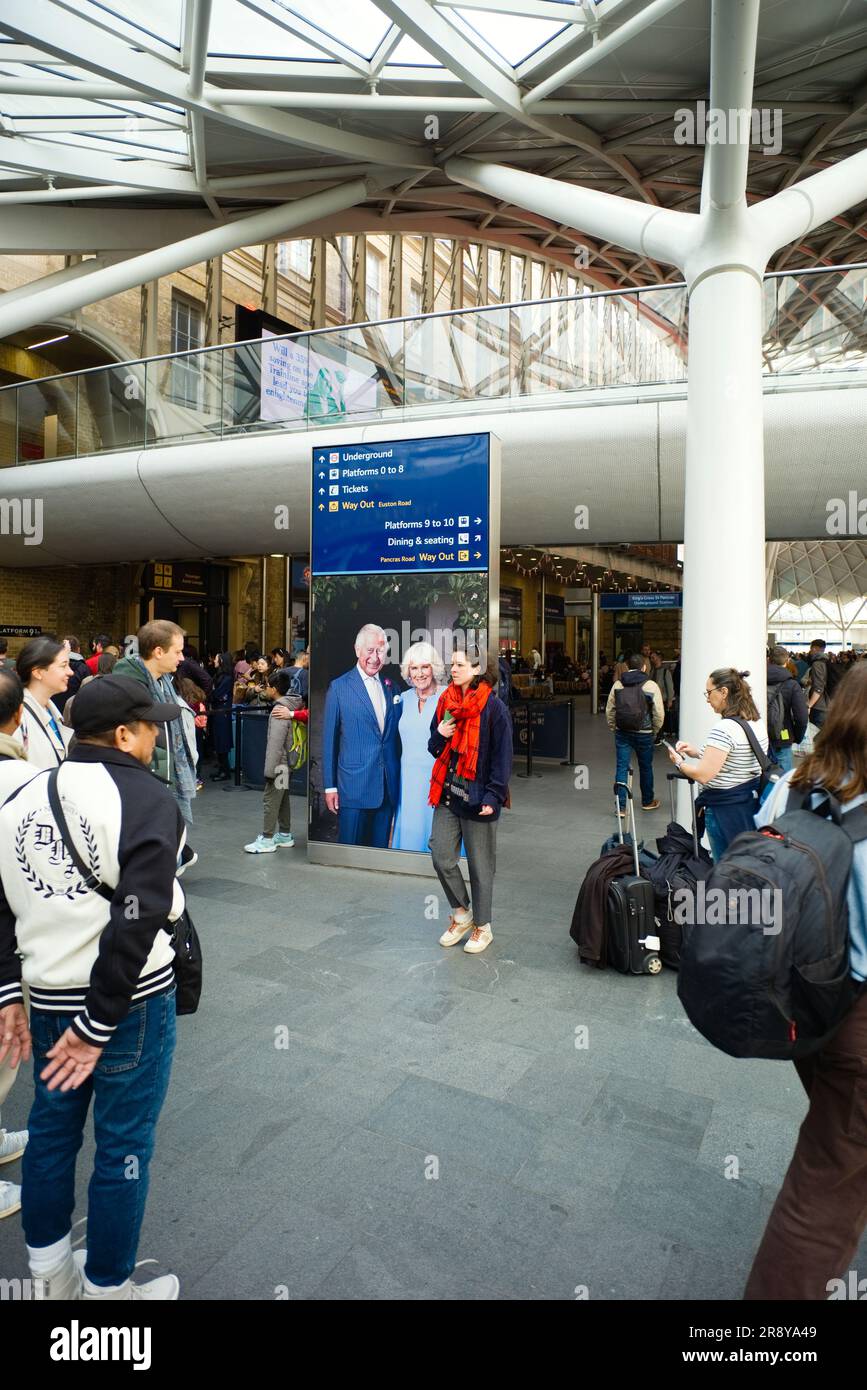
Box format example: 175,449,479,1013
311,434,491,576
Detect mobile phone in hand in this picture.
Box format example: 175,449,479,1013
662,739,683,762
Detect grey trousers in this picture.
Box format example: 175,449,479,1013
263,777,292,837
429,802,497,927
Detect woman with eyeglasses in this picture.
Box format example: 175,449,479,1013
667,667,769,860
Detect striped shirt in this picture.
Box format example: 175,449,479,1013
702,717,769,790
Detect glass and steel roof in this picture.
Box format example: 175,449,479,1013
3,0,867,287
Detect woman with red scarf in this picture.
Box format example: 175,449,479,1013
428,646,513,954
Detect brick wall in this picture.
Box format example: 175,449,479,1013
0,564,135,660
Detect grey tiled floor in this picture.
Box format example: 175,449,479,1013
2,712,864,1299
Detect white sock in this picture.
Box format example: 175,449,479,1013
27,1233,71,1273
83,1272,128,1295
453,906,471,922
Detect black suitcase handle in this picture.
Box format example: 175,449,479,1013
666,771,701,859
613,779,640,875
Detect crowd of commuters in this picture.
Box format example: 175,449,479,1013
0,616,865,1303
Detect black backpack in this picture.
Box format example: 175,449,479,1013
825,661,847,702
614,682,649,732
766,683,786,744
678,785,867,1060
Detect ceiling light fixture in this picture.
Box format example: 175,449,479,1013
26,334,69,351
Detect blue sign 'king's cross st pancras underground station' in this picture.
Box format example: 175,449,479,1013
311,433,491,576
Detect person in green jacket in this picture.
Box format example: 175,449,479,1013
113,620,198,827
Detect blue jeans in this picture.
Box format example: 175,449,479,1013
173,785,194,827
614,731,655,808
703,806,729,862
775,744,794,773
22,990,176,1286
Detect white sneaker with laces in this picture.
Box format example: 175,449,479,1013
76,1248,179,1299
438,910,474,947
244,835,277,854
464,924,493,954
31,1245,83,1300
0,1128,27,1165
81,1272,180,1301
0,1180,21,1219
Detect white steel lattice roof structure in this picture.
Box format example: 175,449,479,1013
4,0,867,288
771,539,867,607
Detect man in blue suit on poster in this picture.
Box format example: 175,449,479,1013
323,623,401,847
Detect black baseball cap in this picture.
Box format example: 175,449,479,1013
71,675,183,736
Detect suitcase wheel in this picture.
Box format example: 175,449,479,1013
645,955,663,975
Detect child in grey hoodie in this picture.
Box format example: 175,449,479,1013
244,668,307,853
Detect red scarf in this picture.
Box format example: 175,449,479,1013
429,681,492,807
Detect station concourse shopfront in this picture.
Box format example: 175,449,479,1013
0,544,679,725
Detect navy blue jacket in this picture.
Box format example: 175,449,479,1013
428,692,513,820
323,666,401,810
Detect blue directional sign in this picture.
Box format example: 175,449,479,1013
600,592,683,609
311,433,490,576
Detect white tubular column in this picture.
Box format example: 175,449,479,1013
678,263,768,754
676,0,766,823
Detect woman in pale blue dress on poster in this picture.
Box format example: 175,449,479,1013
392,642,446,852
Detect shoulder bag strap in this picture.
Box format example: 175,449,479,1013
23,694,65,766
728,716,772,771
781,780,867,843
0,766,50,811
46,767,113,902
841,803,867,845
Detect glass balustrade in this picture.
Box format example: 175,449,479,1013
1,264,865,468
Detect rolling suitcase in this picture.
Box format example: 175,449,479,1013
606,781,662,975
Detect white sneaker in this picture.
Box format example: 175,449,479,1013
31,1246,83,1300
273,832,295,848
244,835,277,854
0,1128,27,1165
83,1274,180,1301
464,924,493,954
438,910,474,947
0,1179,20,1219
75,1249,179,1300
176,846,198,877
